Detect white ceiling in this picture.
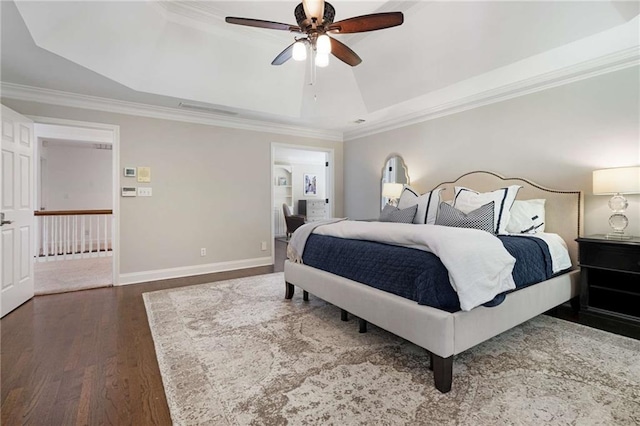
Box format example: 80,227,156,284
2,1,639,138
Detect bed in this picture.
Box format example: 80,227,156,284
283,171,583,393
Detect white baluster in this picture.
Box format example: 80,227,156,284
108,214,113,257
98,215,102,256
38,216,47,262
58,215,62,259
53,216,57,259
73,216,77,258
65,215,70,259
81,215,87,258
102,214,107,256
46,216,51,260
89,215,93,257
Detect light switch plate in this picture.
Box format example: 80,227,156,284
137,187,152,197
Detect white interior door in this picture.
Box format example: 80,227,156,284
1,105,35,317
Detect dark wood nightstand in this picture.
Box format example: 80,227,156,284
576,235,640,339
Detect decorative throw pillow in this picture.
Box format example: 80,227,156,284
435,201,495,233
506,199,546,234
397,186,442,225
453,185,521,234
379,204,418,223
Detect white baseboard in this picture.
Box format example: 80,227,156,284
117,256,273,286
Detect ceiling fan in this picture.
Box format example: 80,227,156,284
225,0,404,67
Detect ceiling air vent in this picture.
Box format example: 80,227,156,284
178,102,238,116
354,119,366,124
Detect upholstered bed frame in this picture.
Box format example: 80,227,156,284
284,171,583,393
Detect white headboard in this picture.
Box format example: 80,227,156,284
431,171,584,268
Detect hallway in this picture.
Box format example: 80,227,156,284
34,257,112,295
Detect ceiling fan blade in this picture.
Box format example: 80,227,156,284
271,43,295,66
328,12,404,34
225,17,301,32
329,37,362,67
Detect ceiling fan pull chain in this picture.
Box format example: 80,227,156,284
309,47,316,86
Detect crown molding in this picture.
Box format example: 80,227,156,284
344,46,640,141
2,46,636,144
154,1,292,47
0,83,343,141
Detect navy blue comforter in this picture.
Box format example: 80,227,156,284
301,234,556,312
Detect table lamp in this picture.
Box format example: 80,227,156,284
382,183,404,206
593,166,640,239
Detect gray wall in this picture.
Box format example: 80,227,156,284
344,66,640,236
43,144,112,210
3,99,343,276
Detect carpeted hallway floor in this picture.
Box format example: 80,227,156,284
34,256,113,295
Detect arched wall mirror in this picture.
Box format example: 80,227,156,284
381,154,409,209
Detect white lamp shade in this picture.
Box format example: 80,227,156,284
315,52,329,67
382,183,404,199
292,42,307,61
302,0,324,20
593,166,640,195
316,34,331,54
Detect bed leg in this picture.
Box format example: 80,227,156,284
570,296,580,313
359,318,367,333
341,309,349,321
303,290,309,301
432,355,453,393
429,352,433,371
285,282,294,299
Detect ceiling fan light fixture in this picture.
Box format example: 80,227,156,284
302,0,324,20
225,2,402,69
315,52,329,68
292,41,307,61
316,34,331,54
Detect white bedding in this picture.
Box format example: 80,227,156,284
289,221,517,311
511,232,572,273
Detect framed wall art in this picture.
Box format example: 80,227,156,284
304,174,317,196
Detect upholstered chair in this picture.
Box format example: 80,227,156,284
282,203,305,239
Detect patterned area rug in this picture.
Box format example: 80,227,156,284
143,273,640,425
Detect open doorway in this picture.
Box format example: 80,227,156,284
271,144,334,245
32,119,119,295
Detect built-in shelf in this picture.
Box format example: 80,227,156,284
274,164,294,238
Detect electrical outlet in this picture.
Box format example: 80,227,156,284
261,241,267,251
200,248,206,257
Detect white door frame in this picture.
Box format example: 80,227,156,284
270,142,335,265
28,115,121,285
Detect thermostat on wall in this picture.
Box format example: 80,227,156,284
122,187,137,197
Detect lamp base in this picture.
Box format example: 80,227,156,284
604,232,632,240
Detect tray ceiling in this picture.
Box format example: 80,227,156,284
2,1,639,136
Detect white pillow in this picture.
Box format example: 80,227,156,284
397,186,443,225
453,185,522,234
506,199,546,234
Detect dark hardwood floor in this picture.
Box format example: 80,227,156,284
1,240,288,425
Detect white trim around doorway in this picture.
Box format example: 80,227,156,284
28,115,121,286
270,142,335,265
